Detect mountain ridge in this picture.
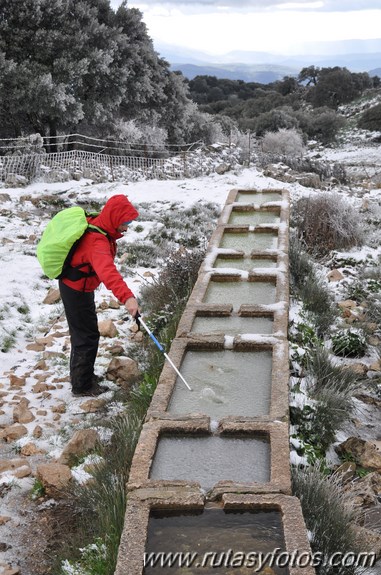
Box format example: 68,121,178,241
156,38,381,83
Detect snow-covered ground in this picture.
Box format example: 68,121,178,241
0,147,380,573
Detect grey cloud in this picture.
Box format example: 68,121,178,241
127,0,381,9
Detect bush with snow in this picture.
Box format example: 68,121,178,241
293,192,364,256
261,128,304,157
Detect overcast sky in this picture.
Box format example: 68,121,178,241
111,1,381,55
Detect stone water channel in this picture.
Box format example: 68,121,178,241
115,189,315,575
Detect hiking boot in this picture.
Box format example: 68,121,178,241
92,373,104,384
72,383,110,397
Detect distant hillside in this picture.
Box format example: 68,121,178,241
170,63,298,84
157,39,381,83
370,68,381,78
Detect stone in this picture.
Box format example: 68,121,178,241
13,465,32,478
98,319,118,338
51,403,66,414
79,399,107,412
0,516,11,525
4,173,28,188
108,299,120,309
1,566,21,575
215,163,230,175
327,269,344,282
370,360,381,371
0,458,29,474
106,344,125,356
32,425,43,439
338,299,357,309
9,374,26,388
0,193,11,202
295,172,321,188
345,472,381,507
2,424,28,442
334,461,356,483
32,382,49,393
20,442,46,456
343,363,367,375
106,356,140,387
36,463,72,496
13,398,35,424
42,288,61,305
336,437,381,471
26,343,45,352
58,429,101,466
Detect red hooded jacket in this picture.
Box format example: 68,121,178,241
61,195,139,303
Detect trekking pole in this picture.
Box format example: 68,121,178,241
135,313,192,391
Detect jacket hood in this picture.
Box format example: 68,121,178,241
91,195,139,239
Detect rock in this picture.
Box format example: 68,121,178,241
343,363,367,375
215,163,230,175
107,344,125,356
0,458,29,474
353,525,381,557
9,374,26,388
26,343,45,352
13,465,32,478
294,172,321,188
0,193,11,202
13,398,35,424
2,424,28,442
108,299,120,309
370,360,381,371
338,299,357,309
1,566,21,575
58,429,101,466
98,319,118,338
327,269,344,282
42,288,61,305
32,382,49,393
345,472,381,507
4,173,28,187
51,403,66,414
106,356,140,387
334,461,356,483
0,516,11,525
36,463,72,496
79,399,107,412
32,425,43,438
20,443,46,456
336,437,381,471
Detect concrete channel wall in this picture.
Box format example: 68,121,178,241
115,188,316,575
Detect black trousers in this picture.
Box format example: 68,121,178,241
59,280,100,392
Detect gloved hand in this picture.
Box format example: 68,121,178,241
124,296,139,318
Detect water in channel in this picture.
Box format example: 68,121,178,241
229,210,280,225
144,508,288,575
236,191,283,204
191,314,273,335
213,256,277,270
150,434,270,490
220,231,278,252
204,280,276,309
168,350,272,418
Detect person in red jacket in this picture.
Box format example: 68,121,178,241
59,194,140,396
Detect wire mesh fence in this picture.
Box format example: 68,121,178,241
0,148,219,184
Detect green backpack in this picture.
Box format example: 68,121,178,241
37,206,107,280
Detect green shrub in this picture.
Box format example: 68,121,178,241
331,329,367,358
358,102,381,131
289,234,314,291
292,464,364,575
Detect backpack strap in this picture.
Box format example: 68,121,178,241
59,224,109,281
